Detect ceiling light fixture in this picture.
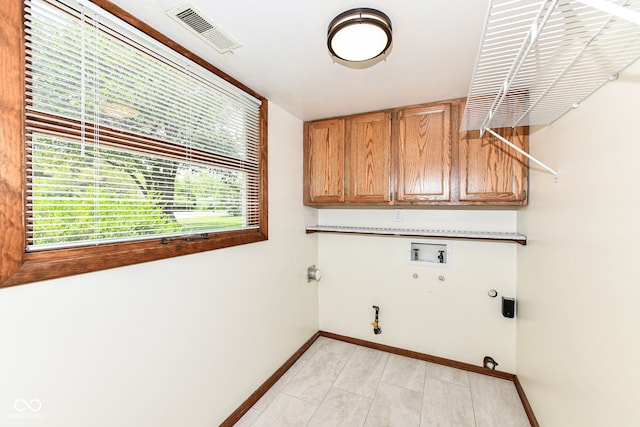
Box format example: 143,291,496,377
327,8,392,62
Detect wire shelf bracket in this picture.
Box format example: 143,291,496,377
484,127,559,180
463,0,640,181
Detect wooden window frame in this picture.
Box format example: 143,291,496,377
0,0,268,288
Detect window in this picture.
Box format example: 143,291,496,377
0,0,267,287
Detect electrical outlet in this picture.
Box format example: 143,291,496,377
393,209,402,222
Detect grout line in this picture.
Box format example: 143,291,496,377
353,344,384,426
302,394,321,427
424,362,473,388
304,341,358,425
361,393,375,427
418,360,427,426
468,376,479,427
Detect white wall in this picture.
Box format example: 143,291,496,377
317,209,520,372
0,102,318,427
517,61,640,426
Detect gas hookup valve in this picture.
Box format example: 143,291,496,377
372,305,382,335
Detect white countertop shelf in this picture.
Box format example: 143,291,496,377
305,225,527,245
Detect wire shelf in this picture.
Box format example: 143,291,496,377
462,0,640,131
305,225,527,245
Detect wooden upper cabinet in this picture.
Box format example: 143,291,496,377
303,118,345,204
303,97,529,207
459,126,528,204
396,104,452,203
346,112,392,204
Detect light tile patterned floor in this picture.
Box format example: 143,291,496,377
234,337,530,427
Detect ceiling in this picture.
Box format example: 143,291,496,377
107,0,491,121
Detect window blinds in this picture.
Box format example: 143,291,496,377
24,0,262,251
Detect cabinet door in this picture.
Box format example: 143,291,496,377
396,104,452,203
304,118,345,204
459,126,528,204
346,112,392,203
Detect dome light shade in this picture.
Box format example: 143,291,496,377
327,8,392,62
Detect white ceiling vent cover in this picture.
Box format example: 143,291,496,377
166,3,241,54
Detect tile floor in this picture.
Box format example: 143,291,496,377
233,337,531,427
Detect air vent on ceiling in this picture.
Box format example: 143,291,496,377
166,3,241,54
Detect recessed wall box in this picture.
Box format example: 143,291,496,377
408,240,450,266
